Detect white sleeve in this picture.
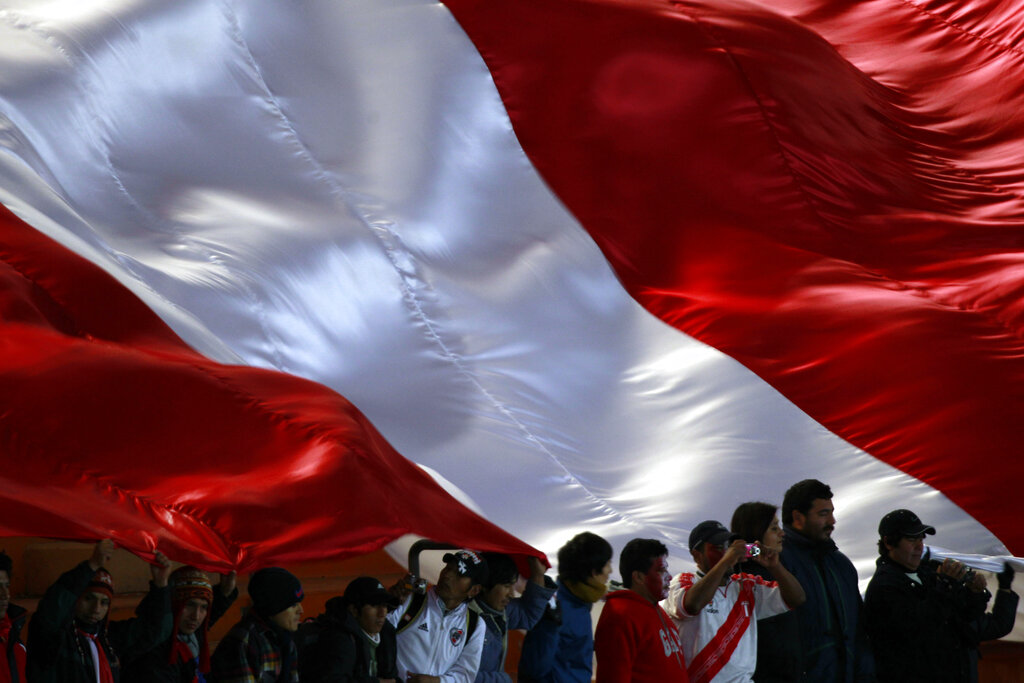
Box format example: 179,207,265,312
386,593,413,627
663,573,698,620
753,580,789,619
440,613,485,683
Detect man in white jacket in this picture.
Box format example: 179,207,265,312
388,550,489,683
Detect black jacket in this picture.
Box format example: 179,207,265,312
966,585,1018,683
864,556,987,683
27,561,171,683
122,586,238,683
297,597,398,683
738,561,801,683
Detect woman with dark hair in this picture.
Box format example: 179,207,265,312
518,532,613,683
731,502,802,683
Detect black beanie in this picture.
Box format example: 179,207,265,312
248,567,304,618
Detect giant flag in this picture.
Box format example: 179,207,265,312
0,0,1021,584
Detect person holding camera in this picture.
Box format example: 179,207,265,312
864,509,989,683
731,502,803,683
661,519,805,683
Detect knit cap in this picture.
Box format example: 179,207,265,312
248,567,304,618
170,566,214,608
85,568,114,600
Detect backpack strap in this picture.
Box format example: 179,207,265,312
465,600,492,653
397,592,428,634
466,608,481,644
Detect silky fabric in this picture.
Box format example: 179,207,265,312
0,0,1020,588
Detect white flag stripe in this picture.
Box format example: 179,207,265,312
0,0,1012,596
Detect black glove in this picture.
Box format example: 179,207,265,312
998,563,1015,591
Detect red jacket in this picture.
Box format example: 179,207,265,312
595,589,688,683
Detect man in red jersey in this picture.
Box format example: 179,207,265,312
594,538,687,682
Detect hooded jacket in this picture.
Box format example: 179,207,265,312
297,596,398,683
594,589,687,683
779,526,873,683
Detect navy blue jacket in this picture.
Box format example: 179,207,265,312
517,581,594,683
780,527,874,683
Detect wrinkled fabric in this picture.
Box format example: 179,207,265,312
0,205,541,570
0,0,1021,591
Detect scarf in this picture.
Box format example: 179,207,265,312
564,576,608,604
76,627,114,683
170,633,208,683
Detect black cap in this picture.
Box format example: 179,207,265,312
248,567,304,618
689,520,733,551
344,576,399,609
441,549,489,585
878,509,936,539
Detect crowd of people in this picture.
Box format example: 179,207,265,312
0,478,1017,682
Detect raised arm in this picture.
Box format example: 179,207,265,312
682,540,746,615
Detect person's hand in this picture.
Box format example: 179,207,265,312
968,571,987,593
723,539,748,565
754,543,780,569
938,558,968,581
151,551,173,587
390,575,414,602
89,539,115,571
219,570,238,596
528,556,547,583
998,563,1015,591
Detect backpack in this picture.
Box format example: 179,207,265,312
396,592,479,643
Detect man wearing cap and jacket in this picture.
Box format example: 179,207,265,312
298,576,400,682
211,567,305,683
387,549,488,683
662,520,805,683
864,509,989,683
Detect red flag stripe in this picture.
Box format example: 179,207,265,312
442,0,1024,553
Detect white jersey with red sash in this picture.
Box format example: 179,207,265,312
661,571,789,683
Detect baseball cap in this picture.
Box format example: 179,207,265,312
878,509,936,539
344,576,400,609
442,549,489,585
689,520,733,551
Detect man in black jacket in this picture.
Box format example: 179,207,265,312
864,509,988,683
298,576,399,682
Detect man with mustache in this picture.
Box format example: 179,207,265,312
779,480,874,683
